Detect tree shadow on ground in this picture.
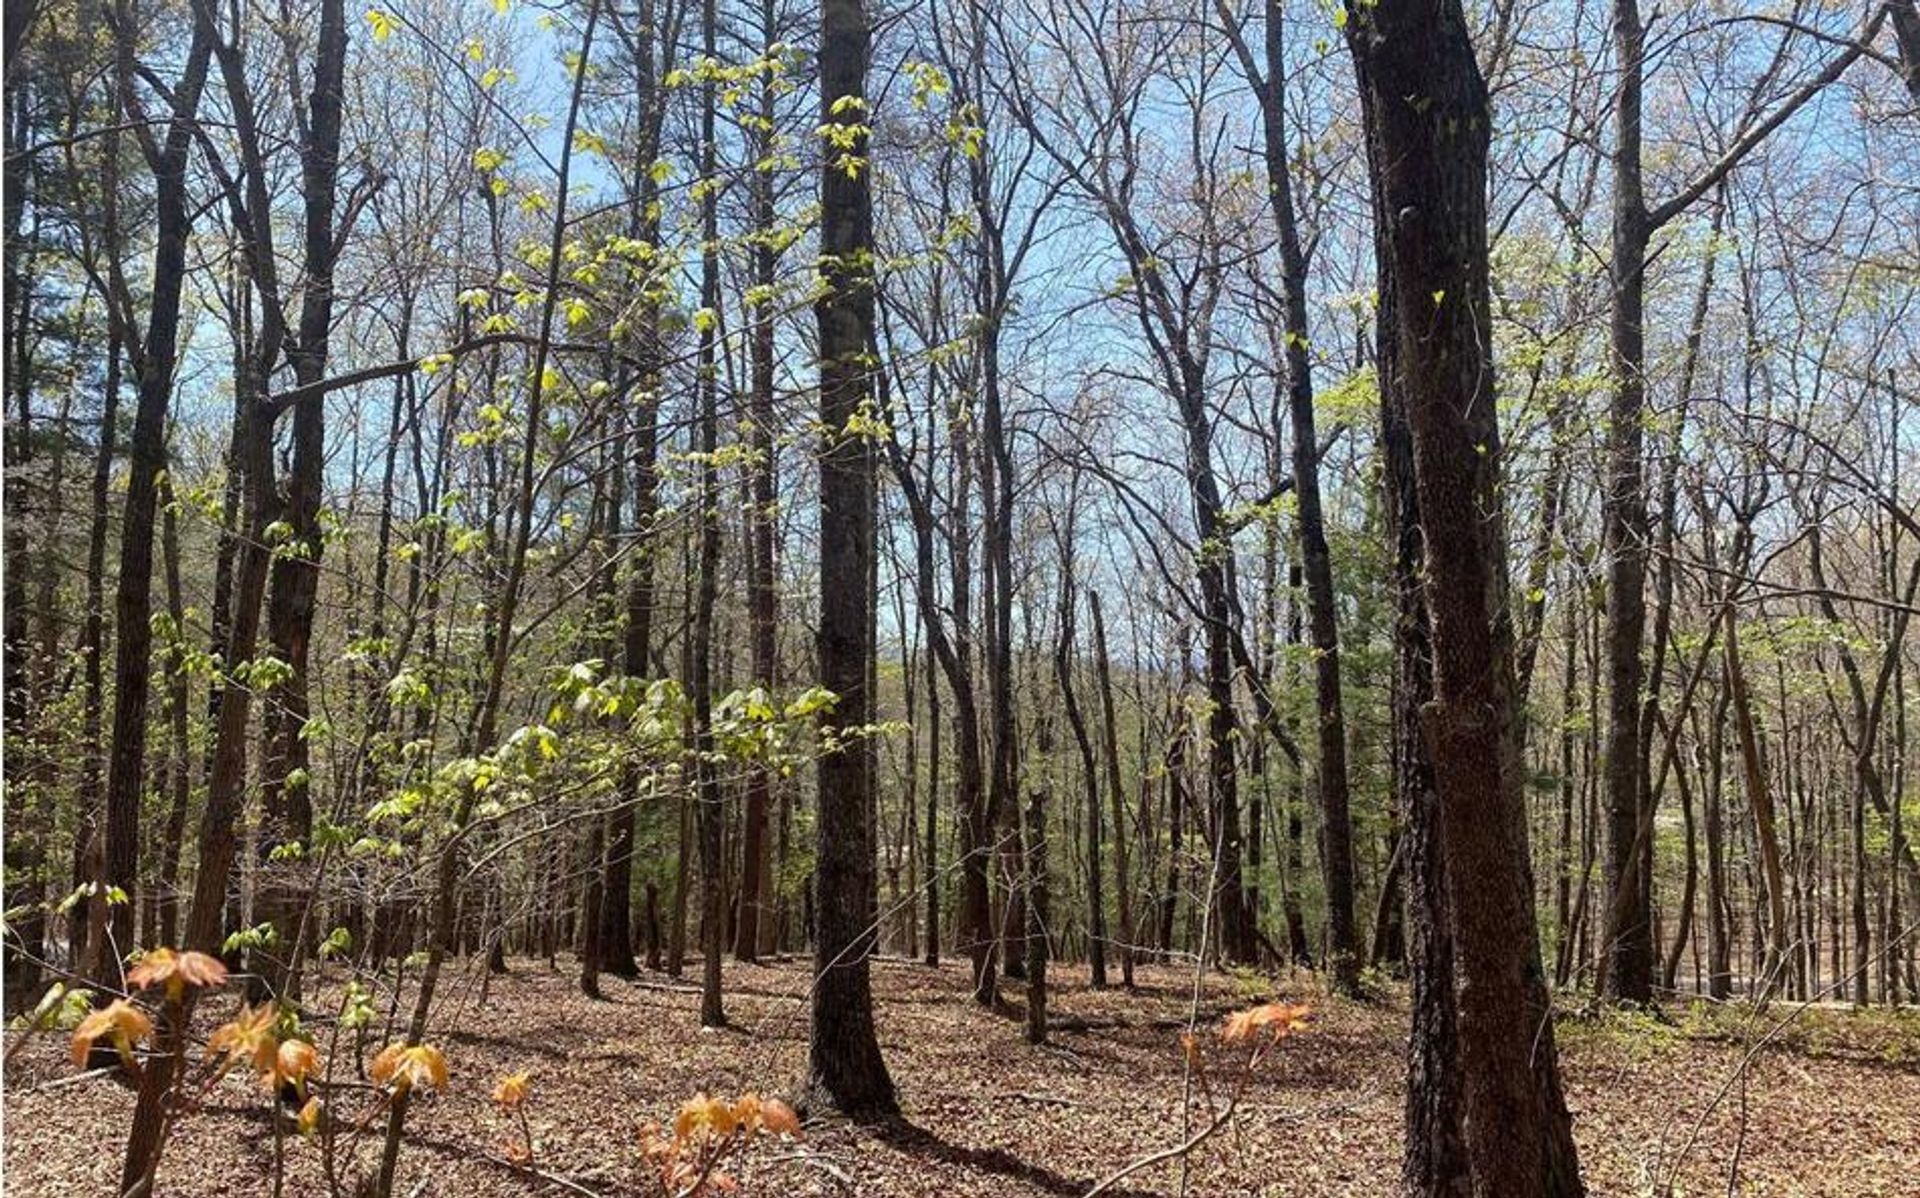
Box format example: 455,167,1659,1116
871,1117,1164,1198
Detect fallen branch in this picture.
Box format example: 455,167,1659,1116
1081,1101,1236,1197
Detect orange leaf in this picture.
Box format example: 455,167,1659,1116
209,1004,280,1077
371,1042,449,1092
274,1039,320,1089
1221,1001,1313,1045
493,1070,531,1109
760,1098,801,1138
70,1000,153,1066
127,948,229,1001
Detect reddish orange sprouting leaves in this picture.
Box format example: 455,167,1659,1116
370,1042,449,1093
641,1091,802,1196
127,948,230,1003
1221,1001,1313,1047
70,999,154,1067
492,1071,532,1110
209,1004,280,1078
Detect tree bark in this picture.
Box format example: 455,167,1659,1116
1024,787,1049,1044
1089,590,1134,988
1055,529,1105,988
1229,0,1357,992
260,0,349,997
805,0,896,1119
734,0,780,965
101,12,212,984
1347,4,1584,1192
690,0,726,1031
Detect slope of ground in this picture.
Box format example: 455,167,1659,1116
4,957,1915,1196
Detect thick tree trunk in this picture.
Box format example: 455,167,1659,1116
1347,4,1584,1193
1378,233,1468,1198
114,26,217,1185
805,0,896,1119
1598,0,1656,1007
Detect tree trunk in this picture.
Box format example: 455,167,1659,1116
602,0,667,982
259,0,349,998
1055,532,1105,988
692,0,725,1031
805,0,897,1119
734,0,780,965
1240,0,1357,992
1089,590,1134,988
1347,5,1584,1192
81,327,120,976
1377,207,1468,1197
101,21,212,989
1724,602,1788,998
1024,787,1049,1044
155,474,193,948
114,21,216,1187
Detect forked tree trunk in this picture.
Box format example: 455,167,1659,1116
101,18,213,1003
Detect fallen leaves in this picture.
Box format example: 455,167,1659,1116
10,960,1920,1197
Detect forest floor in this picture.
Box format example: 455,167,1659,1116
4,955,1918,1197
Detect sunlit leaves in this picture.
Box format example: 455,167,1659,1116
1221,1001,1313,1047
371,1042,449,1092
10,983,95,1035
365,9,394,42
221,922,280,957
641,1092,802,1196
492,1071,531,1109
127,948,230,1003
70,1000,153,1068
338,981,377,1032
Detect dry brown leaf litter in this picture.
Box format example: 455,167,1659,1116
4,958,1915,1196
